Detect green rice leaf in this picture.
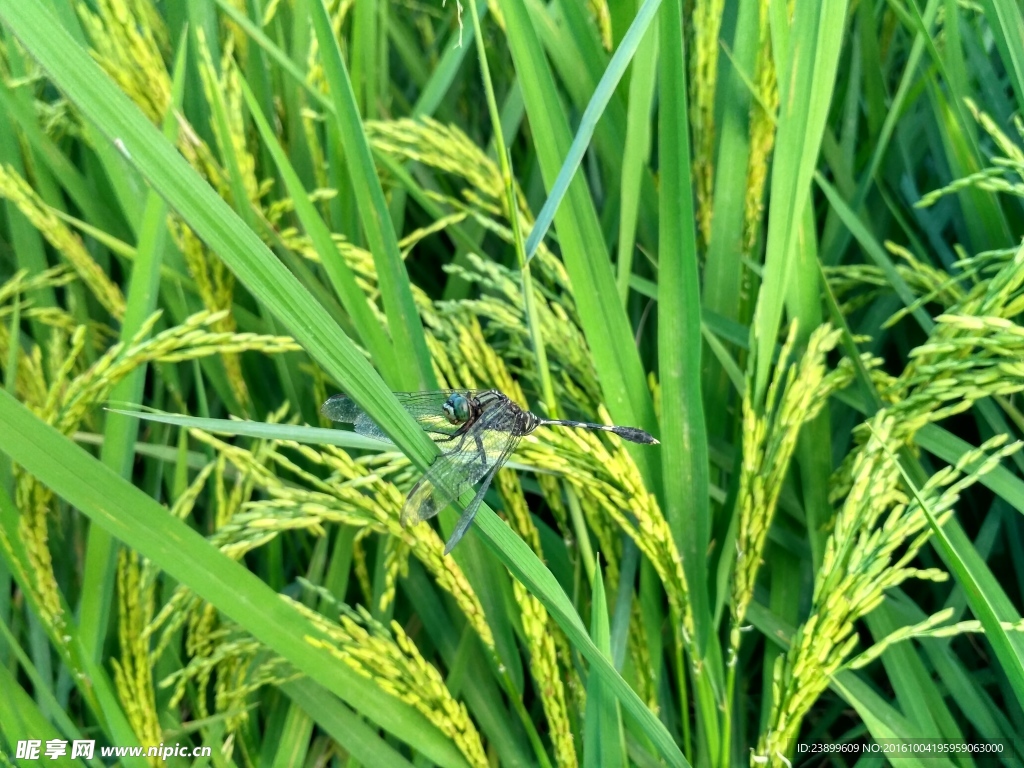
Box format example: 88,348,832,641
307,0,434,392
0,389,473,768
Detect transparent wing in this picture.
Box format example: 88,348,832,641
441,430,523,554
400,403,520,527
320,391,485,443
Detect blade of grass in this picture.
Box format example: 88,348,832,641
865,603,968,745
700,0,757,350
468,500,689,766
105,408,385,449
499,0,659,484
746,600,959,768
412,0,487,117
0,489,149,765
265,694,315,768
524,0,658,251
522,0,660,264
0,61,55,338
872,426,1024,713
789,207,829,569
819,0,940,268
0,0,436,458
657,0,711,645
583,556,625,768
609,539,639,671
105,409,544,478
656,4,718,760
0,81,121,235
750,0,849,400
976,0,1024,118
401,563,536,768
239,76,399,384
0,616,103,768
350,0,377,117
78,35,187,664
0,390,474,768
615,12,657,305
282,680,416,768
307,0,433,391
0,5,685,760
0,662,88,768
211,0,324,109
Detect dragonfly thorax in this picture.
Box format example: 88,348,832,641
442,393,472,424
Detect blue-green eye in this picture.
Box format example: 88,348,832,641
443,394,470,424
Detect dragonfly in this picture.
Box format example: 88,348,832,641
321,389,658,554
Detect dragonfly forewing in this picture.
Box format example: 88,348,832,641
321,392,476,443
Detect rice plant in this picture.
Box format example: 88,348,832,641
0,0,1023,766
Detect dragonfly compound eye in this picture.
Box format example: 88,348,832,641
443,394,470,424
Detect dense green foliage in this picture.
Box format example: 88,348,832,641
1,0,1023,766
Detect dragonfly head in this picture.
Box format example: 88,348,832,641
443,393,471,424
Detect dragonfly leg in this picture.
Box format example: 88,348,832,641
473,432,488,467
443,460,501,555
448,430,473,455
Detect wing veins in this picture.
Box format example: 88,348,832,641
323,391,483,443
441,430,523,553
401,402,518,526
